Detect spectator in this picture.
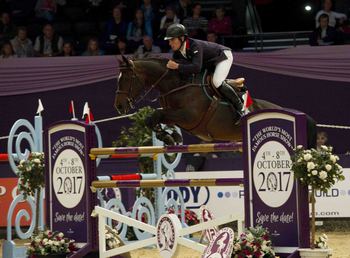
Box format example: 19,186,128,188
59,41,75,56
183,3,208,39
316,131,328,151
315,0,347,28
173,0,192,22
208,6,232,36
10,27,34,57
0,42,16,58
127,9,152,50
34,24,63,57
159,6,180,39
207,31,218,43
0,12,17,43
310,14,339,46
113,37,131,55
135,35,161,58
35,0,57,22
105,6,127,44
82,37,104,56
140,0,156,32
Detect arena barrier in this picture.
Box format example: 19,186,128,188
43,108,312,258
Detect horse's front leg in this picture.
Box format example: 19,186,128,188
145,109,183,145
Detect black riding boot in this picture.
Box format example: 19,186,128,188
218,81,245,118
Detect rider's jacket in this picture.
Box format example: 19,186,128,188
172,38,231,75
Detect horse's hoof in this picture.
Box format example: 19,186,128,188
163,135,175,145
171,132,183,144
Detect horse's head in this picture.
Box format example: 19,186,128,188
114,56,144,114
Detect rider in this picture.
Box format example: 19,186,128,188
164,23,244,118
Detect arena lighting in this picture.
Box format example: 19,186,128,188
304,5,312,12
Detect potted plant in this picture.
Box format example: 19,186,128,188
17,152,45,235
291,145,344,257
27,230,76,258
231,226,275,258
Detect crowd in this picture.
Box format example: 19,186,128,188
309,0,350,46
1,0,350,58
0,0,235,58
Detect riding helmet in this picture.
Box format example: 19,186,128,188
164,24,188,40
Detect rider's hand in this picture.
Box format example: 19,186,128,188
167,60,179,70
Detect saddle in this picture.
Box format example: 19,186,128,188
205,75,246,99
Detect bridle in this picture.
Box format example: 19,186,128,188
116,65,169,110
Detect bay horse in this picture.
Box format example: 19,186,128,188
114,56,281,144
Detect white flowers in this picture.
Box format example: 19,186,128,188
325,164,332,171
303,153,312,161
319,171,327,180
311,170,318,176
330,155,336,163
307,162,316,171
315,233,328,249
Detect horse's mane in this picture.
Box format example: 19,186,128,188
134,57,169,66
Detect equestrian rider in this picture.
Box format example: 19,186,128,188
164,24,244,118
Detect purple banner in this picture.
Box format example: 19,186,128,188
46,122,96,247
243,109,309,256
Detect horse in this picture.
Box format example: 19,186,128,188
114,56,282,145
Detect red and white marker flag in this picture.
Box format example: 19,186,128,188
242,90,253,114
69,100,76,120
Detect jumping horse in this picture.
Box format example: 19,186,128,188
114,56,282,145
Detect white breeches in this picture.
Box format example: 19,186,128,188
212,50,233,88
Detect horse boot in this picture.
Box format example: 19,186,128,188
218,81,245,120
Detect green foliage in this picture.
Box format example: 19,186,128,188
291,145,345,192
113,106,154,149
16,152,45,199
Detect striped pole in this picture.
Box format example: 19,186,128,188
91,178,243,192
90,142,242,159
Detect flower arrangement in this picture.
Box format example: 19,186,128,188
16,152,45,198
315,234,328,249
27,230,76,257
105,225,121,250
167,207,199,226
17,152,45,234
291,145,344,192
231,226,275,258
291,145,344,249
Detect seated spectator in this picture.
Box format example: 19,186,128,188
159,6,180,39
10,27,34,57
315,0,347,28
105,6,127,44
127,9,152,51
316,131,328,151
183,3,208,39
0,42,16,58
208,6,232,36
59,41,75,56
140,0,156,32
135,35,161,58
310,13,339,46
113,37,131,55
173,0,192,22
34,24,63,57
82,37,104,56
0,12,17,43
207,31,218,43
35,0,57,22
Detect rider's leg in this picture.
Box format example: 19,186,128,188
212,50,244,117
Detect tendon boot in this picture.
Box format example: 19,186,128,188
218,81,245,119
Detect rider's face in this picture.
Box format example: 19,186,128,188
168,38,182,51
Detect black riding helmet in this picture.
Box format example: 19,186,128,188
164,24,188,40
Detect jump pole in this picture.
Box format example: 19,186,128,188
91,178,244,192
